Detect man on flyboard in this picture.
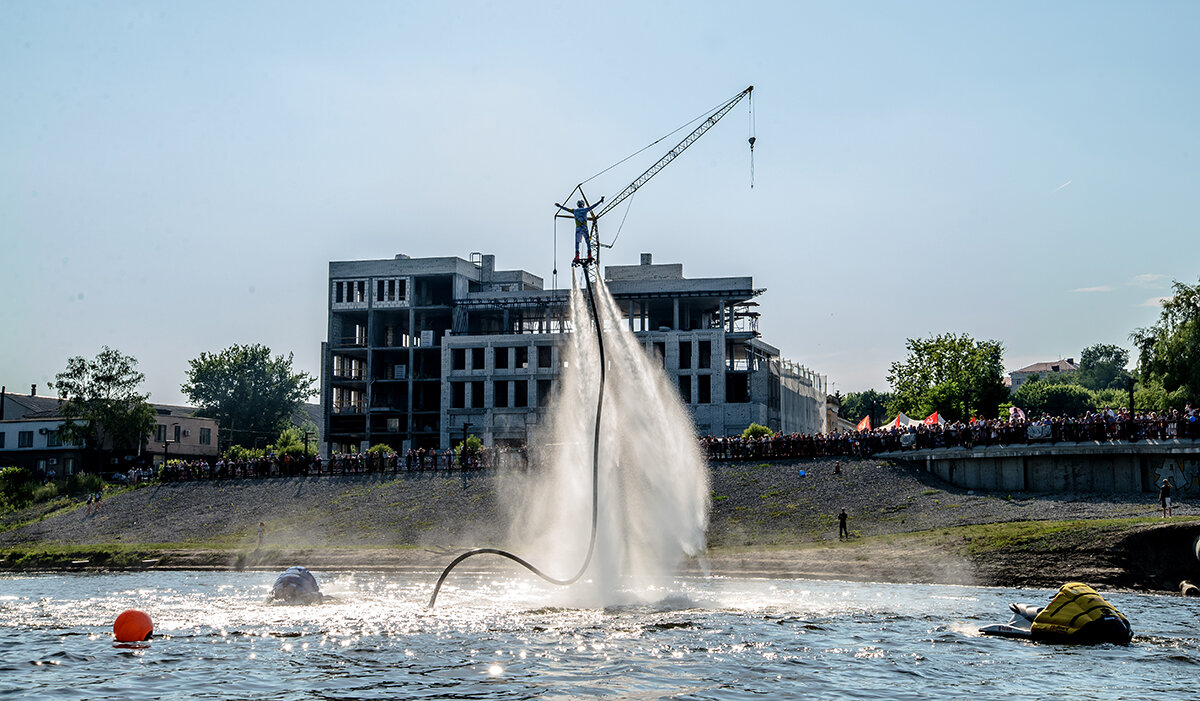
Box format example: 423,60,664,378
555,197,604,266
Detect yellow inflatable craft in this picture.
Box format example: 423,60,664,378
980,582,1133,645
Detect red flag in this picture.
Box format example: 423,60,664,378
923,411,939,425
856,415,871,431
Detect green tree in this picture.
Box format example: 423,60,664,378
1131,278,1200,408
271,422,320,458
1012,379,1095,416
455,435,483,467
51,346,156,471
840,389,892,424
181,344,316,449
887,333,1007,422
1131,376,1190,413
741,423,774,439
1076,343,1132,391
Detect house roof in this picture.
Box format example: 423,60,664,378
0,393,66,420
1011,359,1079,375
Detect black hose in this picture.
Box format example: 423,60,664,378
428,266,606,608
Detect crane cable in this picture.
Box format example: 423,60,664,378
578,93,743,188
748,89,756,188
604,194,636,250
428,263,606,608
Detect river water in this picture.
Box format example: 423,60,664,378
1,569,1197,699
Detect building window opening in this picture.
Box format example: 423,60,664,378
537,345,552,369
516,346,529,369
698,375,711,404
725,373,750,403
678,375,692,404
451,382,466,409
679,341,692,370
471,381,484,408
537,379,553,406
699,341,711,369
471,347,485,371
514,381,529,407
200,427,212,445
452,348,466,371
18,431,34,448
495,347,510,370
494,381,509,408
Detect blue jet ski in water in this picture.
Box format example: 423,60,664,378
980,582,1132,645
268,566,324,604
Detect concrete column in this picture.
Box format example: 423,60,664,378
673,298,680,330
628,299,635,330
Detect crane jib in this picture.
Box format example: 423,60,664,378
592,85,753,221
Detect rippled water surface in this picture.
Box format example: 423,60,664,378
1,570,1197,699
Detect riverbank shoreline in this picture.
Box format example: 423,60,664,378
3,458,1198,591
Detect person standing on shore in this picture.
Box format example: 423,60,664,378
1159,479,1173,518
838,508,849,540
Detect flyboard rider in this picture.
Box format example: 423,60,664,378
555,197,604,266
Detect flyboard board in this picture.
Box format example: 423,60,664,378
979,622,1033,639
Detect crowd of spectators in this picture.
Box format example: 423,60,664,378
152,443,529,483
702,404,1199,461
122,404,1199,484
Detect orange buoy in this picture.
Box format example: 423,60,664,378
113,609,153,642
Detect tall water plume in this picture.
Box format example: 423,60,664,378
499,270,710,604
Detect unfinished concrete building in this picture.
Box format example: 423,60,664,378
321,252,826,454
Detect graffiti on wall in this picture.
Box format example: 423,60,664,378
1157,458,1199,495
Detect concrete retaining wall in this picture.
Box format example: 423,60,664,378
888,442,1200,495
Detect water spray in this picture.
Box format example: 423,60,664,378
427,265,606,608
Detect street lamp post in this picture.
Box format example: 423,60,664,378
162,422,179,472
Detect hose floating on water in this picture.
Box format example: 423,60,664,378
427,265,605,608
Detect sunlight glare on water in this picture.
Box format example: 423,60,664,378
1,570,1198,700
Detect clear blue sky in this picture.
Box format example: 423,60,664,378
3,1,1197,405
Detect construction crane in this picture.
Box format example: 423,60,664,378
556,85,755,272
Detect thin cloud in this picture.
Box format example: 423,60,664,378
1073,285,1113,293
1140,296,1172,307
1131,273,1166,286
1053,179,1073,192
